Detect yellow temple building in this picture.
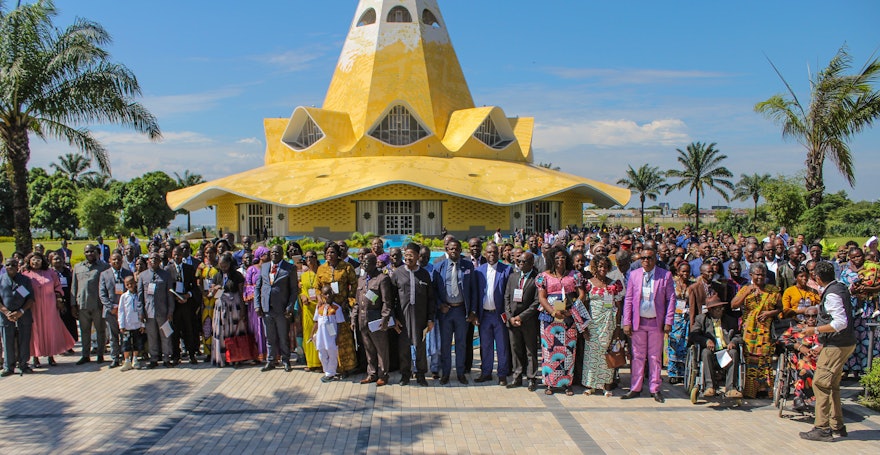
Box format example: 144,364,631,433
166,0,631,239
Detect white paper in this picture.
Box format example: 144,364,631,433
331,281,340,294
175,282,185,293
160,320,174,338
16,286,29,298
368,316,394,333
513,288,523,302
715,349,733,368
308,288,317,300
365,289,378,303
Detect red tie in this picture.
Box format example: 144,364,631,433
271,264,278,274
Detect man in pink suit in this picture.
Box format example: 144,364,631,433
621,245,676,403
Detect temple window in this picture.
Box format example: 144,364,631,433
369,105,430,146
357,8,376,26
422,9,440,28
474,117,513,149
387,6,412,23
290,117,324,150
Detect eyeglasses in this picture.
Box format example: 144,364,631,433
804,314,818,319
642,256,656,261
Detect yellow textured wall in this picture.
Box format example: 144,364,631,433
560,191,586,227
287,198,355,233
207,194,253,234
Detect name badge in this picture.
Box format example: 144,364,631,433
59,276,68,287
675,299,687,314
603,292,615,309
331,281,339,294
16,286,29,298
513,288,523,302
176,282,185,294
308,288,317,301
203,280,212,291
147,283,156,295
798,298,810,309
115,283,125,295
365,289,379,303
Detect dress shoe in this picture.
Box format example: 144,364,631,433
432,372,440,380
190,356,198,365
620,390,641,400
458,374,468,384
506,378,523,389
0,369,13,377
399,376,411,386
261,363,276,372
284,363,292,372
527,379,538,392
96,356,107,364
498,378,508,386
652,392,665,403
320,375,334,383
474,375,492,383
360,376,378,384
832,426,847,437
109,359,121,369
440,376,450,385
20,367,34,375
799,427,833,442
416,375,429,387
792,397,807,412
163,361,173,368
75,357,91,366
376,378,387,387
48,357,57,366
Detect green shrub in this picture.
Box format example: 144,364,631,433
860,358,880,399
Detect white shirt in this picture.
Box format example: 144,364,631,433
639,269,656,318
823,281,848,333
117,291,143,330
484,263,497,310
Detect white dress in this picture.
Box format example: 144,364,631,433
313,303,346,351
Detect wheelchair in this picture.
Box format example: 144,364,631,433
773,332,816,418
684,341,745,404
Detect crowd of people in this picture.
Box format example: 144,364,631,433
1,225,877,429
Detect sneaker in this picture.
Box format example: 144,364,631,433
320,375,334,383
832,426,847,437
799,427,833,442
120,360,133,372
132,359,141,370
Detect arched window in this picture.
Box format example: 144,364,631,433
357,8,376,26
369,105,430,146
290,117,324,150
474,117,513,149
387,6,412,23
422,9,440,28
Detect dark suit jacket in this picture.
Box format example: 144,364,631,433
99,267,134,318
138,268,173,321
686,278,728,324
353,271,394,329
504,269,540,326
254,260,298,313
391,266,435,341
690,313,741,348
164,261,198,304
474,262,511,319
432,258,476,314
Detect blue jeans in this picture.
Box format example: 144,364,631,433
439,304,468,377
479,311,510,377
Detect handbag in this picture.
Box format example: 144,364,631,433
225,334,258,363
604,339,627,369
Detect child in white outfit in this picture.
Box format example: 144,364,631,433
311,285,346,382
117,276,145,371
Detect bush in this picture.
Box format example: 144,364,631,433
859,358,880,411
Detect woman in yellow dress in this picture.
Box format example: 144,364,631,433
197,246,220,357
316,242,359,374
731,262,782,398
780,264,820,320
299,251,322,371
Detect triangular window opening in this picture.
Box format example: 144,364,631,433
474,117,513,149
357,8,376,27
291,117,324,150
387,6,412,23
422,9,441,28
369,105,430,146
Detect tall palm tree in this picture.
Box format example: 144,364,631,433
0,1,160,254
174,170,205,232
538,162,561,171
617,164,668,233
665,142,734,231
51,153,98,185
733,173,771,228
755,45,880,238
80,173,112,191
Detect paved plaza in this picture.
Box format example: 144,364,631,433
1,348,878,455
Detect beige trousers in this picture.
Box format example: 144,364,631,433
812,344,856,430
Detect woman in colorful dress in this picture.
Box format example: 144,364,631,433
244,247,269,363
197,246,220,357
299,251,322,371
731,262,782,398
667,261,692,384
537,246,586,396
23,252,75,367
316,242,359,375
840,247,880,379
780,306,822,411
210,253,250,367
581,254,624,396
781,264,821,320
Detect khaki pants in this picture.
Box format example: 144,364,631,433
812,344,856,430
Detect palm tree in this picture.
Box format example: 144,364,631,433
617,164,668,233
174,170,206,232
755,45,880,238
733,173,771,228
80,173,112,191
0,1,161,254
665,142,734,231
538,162,561,171
51,153,98,185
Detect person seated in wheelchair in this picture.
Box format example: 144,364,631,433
690,294,743,398
779,306,822,412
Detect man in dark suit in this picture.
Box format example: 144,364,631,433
96,236,111,263
432,239,476,384
474,243,511,385
504,251,541,391
138,253,174,368
254,245,298,372
353,253,394,386
99,253,133,368
165,246,199,365
391,243,435,387
465,237,486,372
0,258,35,376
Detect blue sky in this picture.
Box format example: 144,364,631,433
29,1,880,226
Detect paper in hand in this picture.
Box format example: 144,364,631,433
160,320,174,338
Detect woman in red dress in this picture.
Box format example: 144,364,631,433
22,252,75,367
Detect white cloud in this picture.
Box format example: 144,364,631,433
543,67,733,84
142,88,241,117
236,137,263,146
534,118,690,151
257,49,325,73
90,130,213,145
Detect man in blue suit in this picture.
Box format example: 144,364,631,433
473,244,512,385
254,245,298,372
432,238,476,385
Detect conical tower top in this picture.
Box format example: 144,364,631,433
322,0,475,139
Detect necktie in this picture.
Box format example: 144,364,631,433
713,320,726,349
271,264,278,274
448,261,459,298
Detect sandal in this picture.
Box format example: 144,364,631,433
583,388,594,396
565,387,574,396
544,387,554,395
48,357,57,366
604,390,613,397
